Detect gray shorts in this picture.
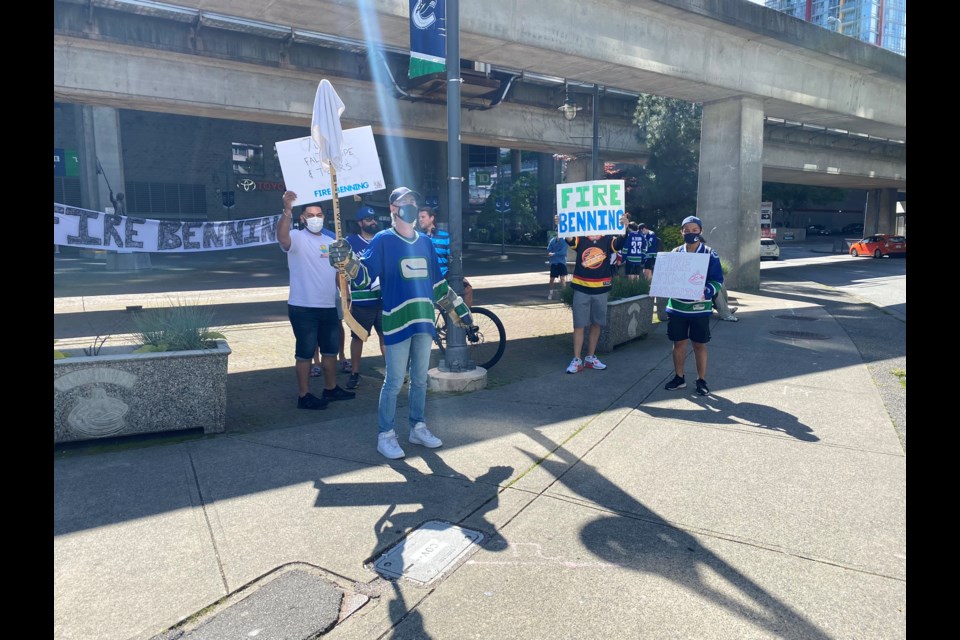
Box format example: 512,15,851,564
572,290,609,328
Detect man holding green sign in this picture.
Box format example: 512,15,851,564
555,180,629,374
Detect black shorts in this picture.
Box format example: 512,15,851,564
666,314,711,344
288,305,340,360
349,303,383,340
624,262,645,276
549,263,568,278
643,255,656,271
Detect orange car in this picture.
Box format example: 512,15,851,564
849,234,906,258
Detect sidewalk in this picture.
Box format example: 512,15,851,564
53,252,906,640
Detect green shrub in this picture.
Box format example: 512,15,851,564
559,275,650,307
658,225,682,251
133,300,225,353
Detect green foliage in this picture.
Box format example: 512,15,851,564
631,95,702,227
476,172,540,244
54,339,70,359
658,225,682,251
133,301,225,352
559,275,650,307
891,368,906,388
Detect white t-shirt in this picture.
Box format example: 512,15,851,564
282,227,338,308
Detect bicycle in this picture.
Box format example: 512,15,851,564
433,305,506,370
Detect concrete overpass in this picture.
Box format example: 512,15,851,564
54,0,906,288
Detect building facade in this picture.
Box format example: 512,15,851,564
765,0,906,56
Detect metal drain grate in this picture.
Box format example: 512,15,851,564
770,330,830,340
773,314,818,321
373,520,483,585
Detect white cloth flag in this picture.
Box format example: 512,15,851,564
311,79,346,171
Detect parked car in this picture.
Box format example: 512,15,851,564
759,238,780,260
806,224,831,236
841,223,864,235
849,234,906,258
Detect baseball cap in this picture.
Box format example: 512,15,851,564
389,186,421,206
681,215,703,230
355,206,376,221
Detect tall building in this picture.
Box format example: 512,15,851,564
765,0,906,56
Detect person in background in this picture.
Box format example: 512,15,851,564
546,215,569,300
663,215,724,396
343,206,386,389
277,191,356,409
622,222,645,281
419,205,473,308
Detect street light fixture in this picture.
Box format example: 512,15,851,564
558,86,580,121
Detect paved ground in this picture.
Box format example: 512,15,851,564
53,242,906,640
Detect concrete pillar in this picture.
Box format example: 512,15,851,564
565,158,590,183
537,152,558,227
696,96,765,291
75,105,126,214
864,188,898,235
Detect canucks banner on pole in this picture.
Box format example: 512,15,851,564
409,0,446,79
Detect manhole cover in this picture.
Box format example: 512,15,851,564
373,520,483,585
773,314,819,321
770,330,830,340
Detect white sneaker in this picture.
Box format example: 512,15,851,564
377,430,406,459
566,357,583,374
721,315,739,322
583,355,607,370
409,422,443,448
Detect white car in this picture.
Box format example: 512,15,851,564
760,238,780,260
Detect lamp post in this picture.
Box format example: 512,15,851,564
558,84,601,180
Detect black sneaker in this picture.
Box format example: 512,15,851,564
664,375,686,391
346,373,360,389
297,392,328,410
695,378,710,395
323,385,356,401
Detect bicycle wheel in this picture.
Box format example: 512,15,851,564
435,306,506,370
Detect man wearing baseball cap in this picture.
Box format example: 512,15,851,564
342,205,386,389
662,215,725,396
328,187,474,459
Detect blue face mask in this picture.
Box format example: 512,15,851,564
683,232,700,244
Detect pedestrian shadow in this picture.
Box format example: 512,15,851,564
639,391,820,442
517,430,832,640
313,457,513,640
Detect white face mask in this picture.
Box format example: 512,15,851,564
304,217,324,233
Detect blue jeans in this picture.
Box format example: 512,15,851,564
378,332,432,434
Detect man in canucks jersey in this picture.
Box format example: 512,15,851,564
329,187,474,460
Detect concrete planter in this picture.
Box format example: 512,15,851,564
597,294,654,353
53,340,230,443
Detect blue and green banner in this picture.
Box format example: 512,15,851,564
409,0,446,79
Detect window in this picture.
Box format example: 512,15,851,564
125,182,208,217
232,142,264,176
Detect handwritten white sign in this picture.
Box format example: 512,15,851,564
555,179,625,239
275,126,385,205
649,251,711,300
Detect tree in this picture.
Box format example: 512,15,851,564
631,95,702,229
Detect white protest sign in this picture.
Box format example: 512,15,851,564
275,126,385,204
649,251,711,300
555,179,625,239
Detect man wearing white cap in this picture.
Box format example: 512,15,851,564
328,187,474,459
662,215,725,396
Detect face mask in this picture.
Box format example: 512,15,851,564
683,232,700,244
305,217,324,233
